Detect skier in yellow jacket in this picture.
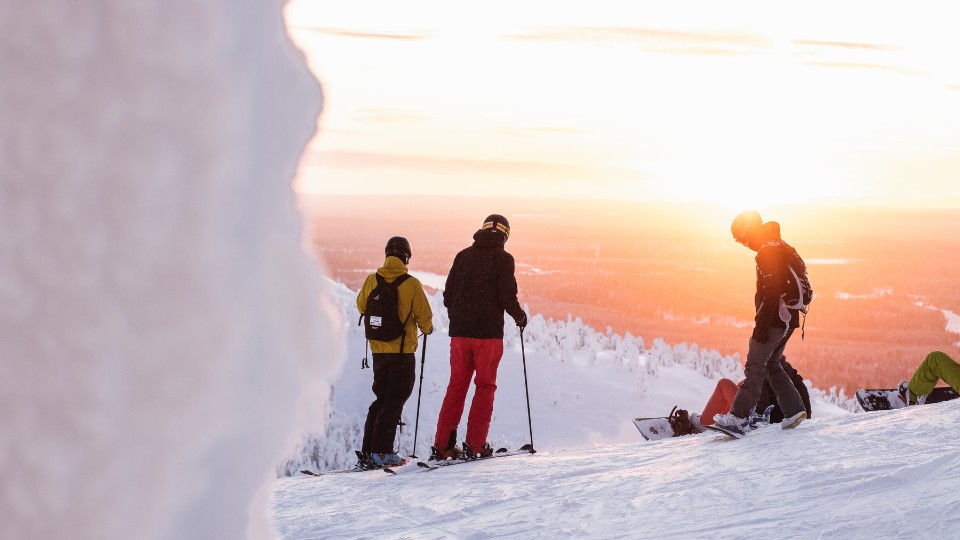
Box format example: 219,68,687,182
356,237,433,466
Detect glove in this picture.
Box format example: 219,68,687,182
516,311,528,329
751,327,769,344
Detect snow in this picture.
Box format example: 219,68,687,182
836,288,894,300
269,277,881,538
279,277,855,476
942,310,960,335
272,402,960,538
1,2,334,539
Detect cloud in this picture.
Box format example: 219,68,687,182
503,26,771,55
494,126,585,138
793,40,898,51
287,26,430,41
304,149,593,178
801,61,916,75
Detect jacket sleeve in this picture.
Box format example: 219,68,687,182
443,252,462,309
754,246,784,331
411,279,434,335
356,275,374,315
498,254,524,323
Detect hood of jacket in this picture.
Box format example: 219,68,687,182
377,256,409,280
749,221,782,251
472,228,506,248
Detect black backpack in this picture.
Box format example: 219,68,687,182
360,273,412,342
778,242,814,313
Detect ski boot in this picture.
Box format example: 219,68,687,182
428,445,461,461
462,442,494,460
369,452,406,467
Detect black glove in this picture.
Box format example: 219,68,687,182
751,327,769,344
516,311,528,329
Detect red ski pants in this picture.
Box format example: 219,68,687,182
434,337,504,450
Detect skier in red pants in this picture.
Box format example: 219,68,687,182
431,214,527,460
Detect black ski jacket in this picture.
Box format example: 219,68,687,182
444,229,524,339
753,221,802,332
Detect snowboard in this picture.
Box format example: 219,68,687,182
633,417,677,441
702,424,745,439
855,386,959,412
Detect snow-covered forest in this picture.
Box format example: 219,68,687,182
280,277,857,475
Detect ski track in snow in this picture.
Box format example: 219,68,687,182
272,402,960,539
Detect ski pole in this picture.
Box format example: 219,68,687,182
520,327,536,453
411,333,427,458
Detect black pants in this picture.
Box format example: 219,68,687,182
362,353,416,454
730,327,804,419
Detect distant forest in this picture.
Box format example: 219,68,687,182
305,195,960,394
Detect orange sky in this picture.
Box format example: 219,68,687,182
284,1,960,209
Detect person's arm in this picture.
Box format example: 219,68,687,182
498,254,526,326
753,246,784,342
443,252,462,309
411,280,434,335
356,275,373,314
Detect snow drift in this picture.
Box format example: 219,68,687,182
0,1,334,539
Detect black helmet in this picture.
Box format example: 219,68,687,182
731,210,762,245
384,236,412,264
481,214,510,240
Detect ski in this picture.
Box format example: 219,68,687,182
300,465,397,476
300,466,396,476
299,451,402,476
416,444,534,470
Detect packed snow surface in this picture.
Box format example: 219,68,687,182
272,402,960,538
266,278,930,539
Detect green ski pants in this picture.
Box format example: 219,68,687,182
908,351,960,397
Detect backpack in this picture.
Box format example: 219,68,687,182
360,273,412,342
777,242,814,313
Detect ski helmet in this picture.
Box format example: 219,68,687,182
730,210,762,245
481,214,510,240
384,236,412,264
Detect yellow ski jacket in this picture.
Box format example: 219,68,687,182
357,256,434,354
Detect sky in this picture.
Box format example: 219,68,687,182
284,1,960,209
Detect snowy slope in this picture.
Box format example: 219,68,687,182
270,276,871,537
281,276,852,475
272,401,960,539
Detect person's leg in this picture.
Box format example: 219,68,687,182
763,330,804,420
464,338,505,449
701,378,739,426
729,328,787,419
370,354,416,454
909,351,960,396
433,338,476,449
362,354,390,453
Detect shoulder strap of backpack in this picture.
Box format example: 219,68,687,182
391,273,411,288
393,273,413,351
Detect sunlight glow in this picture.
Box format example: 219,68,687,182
285,1,960,208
